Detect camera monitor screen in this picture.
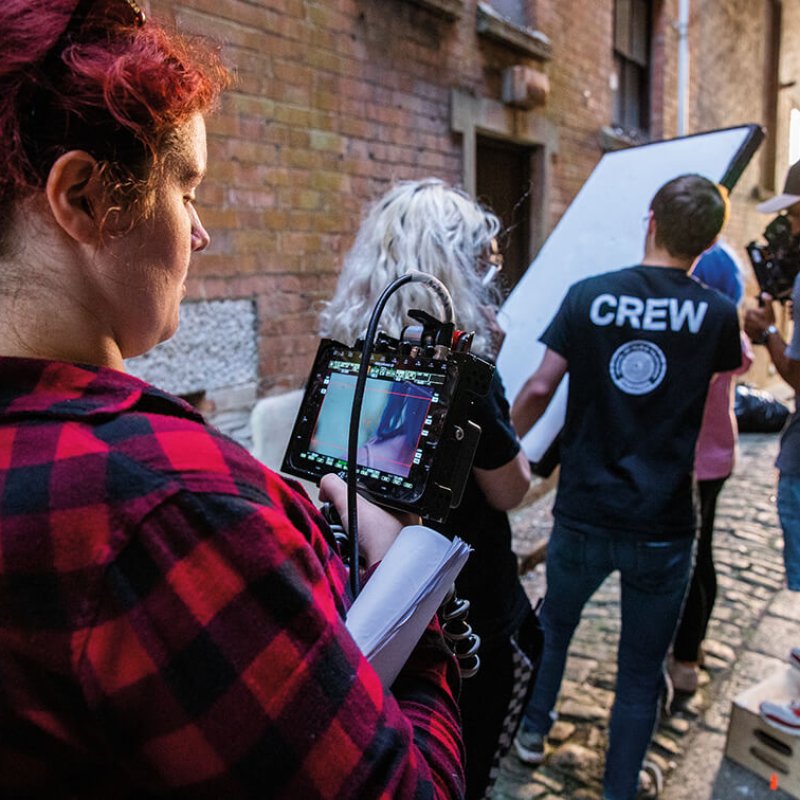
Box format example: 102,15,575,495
310,373,434,479
282,337,493,520
283,341,453,499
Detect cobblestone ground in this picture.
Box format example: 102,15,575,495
493,432,796,800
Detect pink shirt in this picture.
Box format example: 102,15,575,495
694,332,753,480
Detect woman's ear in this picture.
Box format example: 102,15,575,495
45,150,102,244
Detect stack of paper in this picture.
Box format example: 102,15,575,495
345,524,471,687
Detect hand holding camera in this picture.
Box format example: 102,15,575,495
282,317,493,523
319,473,419,568
744,293,780,345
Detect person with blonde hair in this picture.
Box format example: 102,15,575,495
321,178,541,800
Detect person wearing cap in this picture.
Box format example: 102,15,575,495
744,161,800,594
745,164,800,736
754,158,800,223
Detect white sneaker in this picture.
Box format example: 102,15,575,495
760,699,800,736
637,760,663,799
513,728,545,765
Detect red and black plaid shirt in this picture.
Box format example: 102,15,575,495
0,358,464,798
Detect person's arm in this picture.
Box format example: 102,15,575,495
473,450,531,511
81,484,464,799
737,330,754,375
319,472,418,566
764,329,800,392
460,370,531,511
744,296,800,393
510,348,569,438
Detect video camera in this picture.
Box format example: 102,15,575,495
281,311,494,523
746,214,800,302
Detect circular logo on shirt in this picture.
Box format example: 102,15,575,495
609,340,667,395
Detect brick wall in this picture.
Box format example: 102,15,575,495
689,0,798,385
157,0,478,393
140,0,799,412
690,0,768,252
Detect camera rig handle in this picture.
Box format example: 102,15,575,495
320,502,350,563
403,309,455,357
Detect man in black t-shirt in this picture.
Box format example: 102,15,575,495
511,175,741,800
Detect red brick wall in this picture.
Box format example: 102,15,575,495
689,0,784,385
777,1,800,187
145,0,797,393
535,0,615,220
690,0,768,253
158,0,480,391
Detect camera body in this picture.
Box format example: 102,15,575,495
746,214,800,301
281,321,494,522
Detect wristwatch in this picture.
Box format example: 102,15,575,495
755,324,779,345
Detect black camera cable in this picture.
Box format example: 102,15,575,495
339,271,480,678
346,270,453,598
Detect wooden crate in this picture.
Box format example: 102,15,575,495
725,665,800,799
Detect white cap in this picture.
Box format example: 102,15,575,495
757,160,800,213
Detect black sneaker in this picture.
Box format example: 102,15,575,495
513,727,545,765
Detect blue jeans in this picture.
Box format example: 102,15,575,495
520,519,693,800
777,473,800,591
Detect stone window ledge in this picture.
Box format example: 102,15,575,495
476,2,552,61
406,0,463,18
599,125,650,152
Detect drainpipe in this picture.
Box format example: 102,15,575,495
762,0,782,191
677,0,690,136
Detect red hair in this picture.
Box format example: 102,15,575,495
0,0,229,242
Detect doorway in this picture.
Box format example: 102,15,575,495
476,136,541,291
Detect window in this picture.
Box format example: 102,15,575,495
790,108,800,166
613,0,651,137
476,2,551,60
488,0,526,27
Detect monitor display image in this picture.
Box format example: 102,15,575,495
307,371,435,479
281,338,494,520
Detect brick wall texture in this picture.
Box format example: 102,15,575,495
144,0,800,394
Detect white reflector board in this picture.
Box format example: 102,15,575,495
497,125,763,472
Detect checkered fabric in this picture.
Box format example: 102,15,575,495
481,636,534,798
0,358,464,798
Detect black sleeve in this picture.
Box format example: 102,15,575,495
539,287,573,359
714,302,743,373
470,369,521,471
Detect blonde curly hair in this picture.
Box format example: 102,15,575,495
319,178,503,357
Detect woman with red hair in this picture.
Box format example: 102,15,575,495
0,2,464,797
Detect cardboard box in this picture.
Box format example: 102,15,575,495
725,665,800,799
